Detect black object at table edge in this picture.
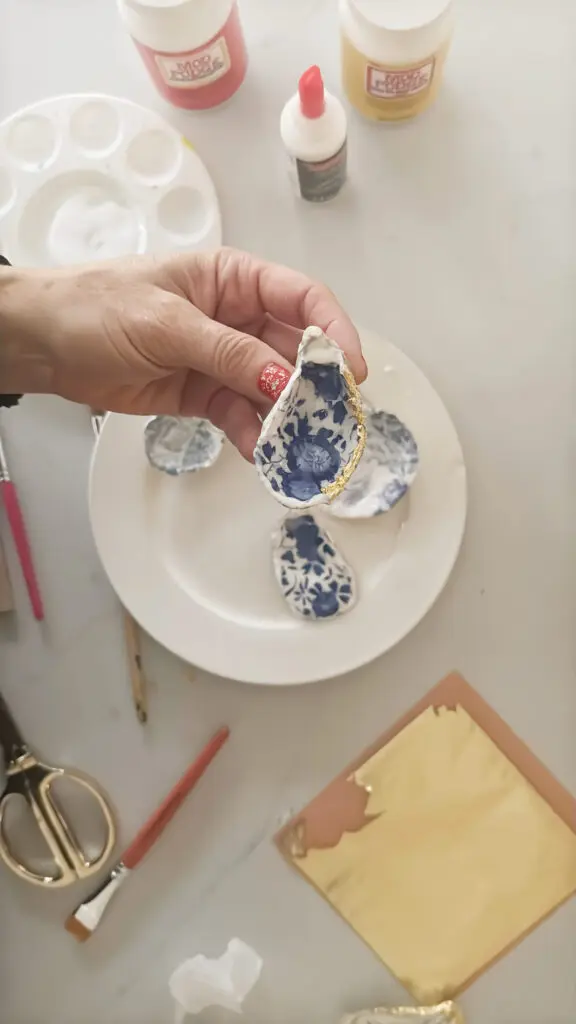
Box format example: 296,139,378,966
0,254,22,408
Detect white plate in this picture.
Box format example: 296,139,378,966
89,330,466,685
0,93,221,265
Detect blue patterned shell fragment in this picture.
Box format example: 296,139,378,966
330,410,419,519
144,415,223,476
255,338,360,509
273,513,356,620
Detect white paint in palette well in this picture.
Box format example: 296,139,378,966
18,171,146,265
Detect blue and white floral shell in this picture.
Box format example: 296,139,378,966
329,409,419,519
272,513,356,620
254,327,366,509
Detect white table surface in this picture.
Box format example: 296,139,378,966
1,1,575,1022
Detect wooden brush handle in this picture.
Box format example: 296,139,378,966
122,727,230,869
122,608,147,724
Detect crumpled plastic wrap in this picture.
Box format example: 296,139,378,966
169,938,262,1022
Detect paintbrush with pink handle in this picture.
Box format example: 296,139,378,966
0,428,44,620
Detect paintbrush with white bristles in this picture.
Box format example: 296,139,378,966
65,726,230,942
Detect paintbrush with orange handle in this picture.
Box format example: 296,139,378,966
65,726,230,941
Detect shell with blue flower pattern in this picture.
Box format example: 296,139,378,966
254,327,365,509
273,513,356,620
329,408,419,518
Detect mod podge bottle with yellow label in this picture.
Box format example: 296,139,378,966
118,0,248,111
340,0,454,122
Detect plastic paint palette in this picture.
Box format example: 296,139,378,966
0,94,222,266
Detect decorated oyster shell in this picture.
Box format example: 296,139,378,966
144,416,223,476
273,512,356,620
329,409,419,519
254,327,366,509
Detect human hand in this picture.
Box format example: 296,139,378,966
0,248,366,459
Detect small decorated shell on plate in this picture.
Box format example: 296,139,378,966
144,416,223,476
273,512,356,620
329,408,419,519
254,327,366,509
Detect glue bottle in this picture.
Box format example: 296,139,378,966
280,66,348,203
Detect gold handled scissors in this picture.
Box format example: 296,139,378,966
0,690,116,887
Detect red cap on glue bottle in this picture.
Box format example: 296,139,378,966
298,65,326,119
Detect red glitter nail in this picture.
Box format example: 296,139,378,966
258,363,291,402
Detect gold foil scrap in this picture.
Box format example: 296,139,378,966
348,770,372,797
341,1002,464,1024
280,819,307,859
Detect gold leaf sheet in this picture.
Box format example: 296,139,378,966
281,700,576,1003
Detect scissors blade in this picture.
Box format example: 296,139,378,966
0,691,28,766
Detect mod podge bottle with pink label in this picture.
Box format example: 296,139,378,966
118,0,248,111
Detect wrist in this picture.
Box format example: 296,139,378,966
0,266,54,394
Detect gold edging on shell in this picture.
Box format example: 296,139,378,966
321,366,366,501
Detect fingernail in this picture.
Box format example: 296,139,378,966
258,363,291,401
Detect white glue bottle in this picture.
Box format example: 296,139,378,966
280,66,347,203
